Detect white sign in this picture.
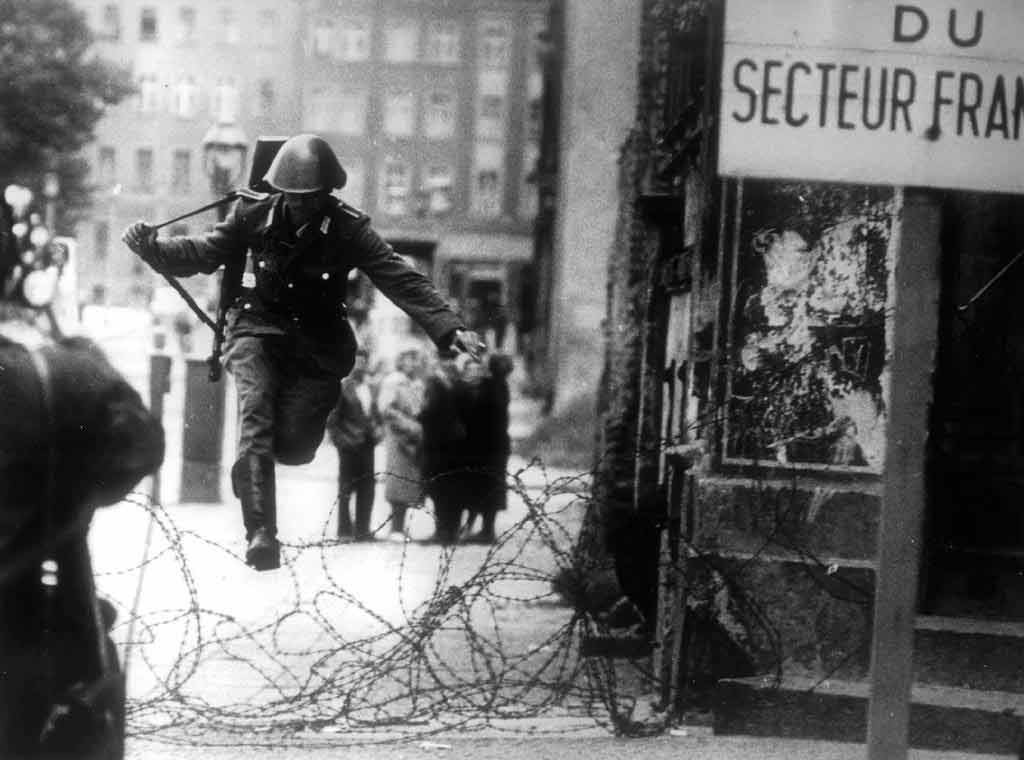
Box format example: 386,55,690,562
718,0,1024,193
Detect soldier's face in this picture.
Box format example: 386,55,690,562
283,191,328,228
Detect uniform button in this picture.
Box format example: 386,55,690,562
258,261,267,269
321,272,330,280
243,302,252,310
287,282,294,289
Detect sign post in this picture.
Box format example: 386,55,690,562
865,189,941,759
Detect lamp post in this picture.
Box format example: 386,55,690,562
202,122,249,218
42,172,59,233
178,121,248,503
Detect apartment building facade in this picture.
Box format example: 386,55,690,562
297,0,547,352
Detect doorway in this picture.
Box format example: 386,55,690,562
925,192,1024,620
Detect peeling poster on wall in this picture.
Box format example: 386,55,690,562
726,181,895,470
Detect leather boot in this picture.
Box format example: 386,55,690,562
231,455,280,571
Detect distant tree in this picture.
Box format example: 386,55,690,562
0,0,133,230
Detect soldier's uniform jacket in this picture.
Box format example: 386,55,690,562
144,192,464,375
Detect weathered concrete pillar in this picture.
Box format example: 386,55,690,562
549,0,641,413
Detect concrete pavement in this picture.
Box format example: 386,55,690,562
126,733,1015,759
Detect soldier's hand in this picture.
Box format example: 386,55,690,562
122,221,158,257
449,329,486,362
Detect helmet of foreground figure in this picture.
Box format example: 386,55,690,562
263,134,347,193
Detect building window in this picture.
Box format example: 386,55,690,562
424,165,454,215
519,142,540,219
384,20,419,62
526,96,542,141
383,92,416,137
257,10,278,46
337,159,365,208
256,79,275,117
212,79,240,123
94,221,110,262
171,149,191,194
471,142,503,218
173,77,198,118
99,5,121,40
221,7,239,45
477,94,506,139
337,92,368,136
307,87,332,132
476,70,508,139
135,148,154,193
313,19,334,57
139,74,160,112
177,7,196,43
526,67,544,140
424,90,456,139
339,17,371,61
139,7,158,41
479,19,511,69
425,20,460,63
97,146,116,186
380,159,411,216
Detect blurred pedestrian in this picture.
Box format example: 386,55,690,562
420,353,470,545
0,328,164,760
378,345,426,541
326,347,380,541
461,353,513,544
122,133,482,570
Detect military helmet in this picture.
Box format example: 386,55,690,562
263,134,347,193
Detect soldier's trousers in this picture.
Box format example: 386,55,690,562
224,335,341,465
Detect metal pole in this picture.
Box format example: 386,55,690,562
866,189,942,760
148,350,172,505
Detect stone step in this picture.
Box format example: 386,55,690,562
713,675,1024,755
915,616,1024,693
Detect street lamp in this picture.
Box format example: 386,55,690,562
179,121,249,503
42,171,59,232
202,121,249,215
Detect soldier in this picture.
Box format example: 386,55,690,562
123,134,482,571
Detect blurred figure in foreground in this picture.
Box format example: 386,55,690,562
0,330,164,759
378,345,426,541
326,348,381,541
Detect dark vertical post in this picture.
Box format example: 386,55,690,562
148,350,171,504
867,189,942,760
180,356,226,502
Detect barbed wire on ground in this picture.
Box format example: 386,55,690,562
94,459,659,749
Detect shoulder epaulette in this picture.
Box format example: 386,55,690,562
235,188,272,202
337,201,367,221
